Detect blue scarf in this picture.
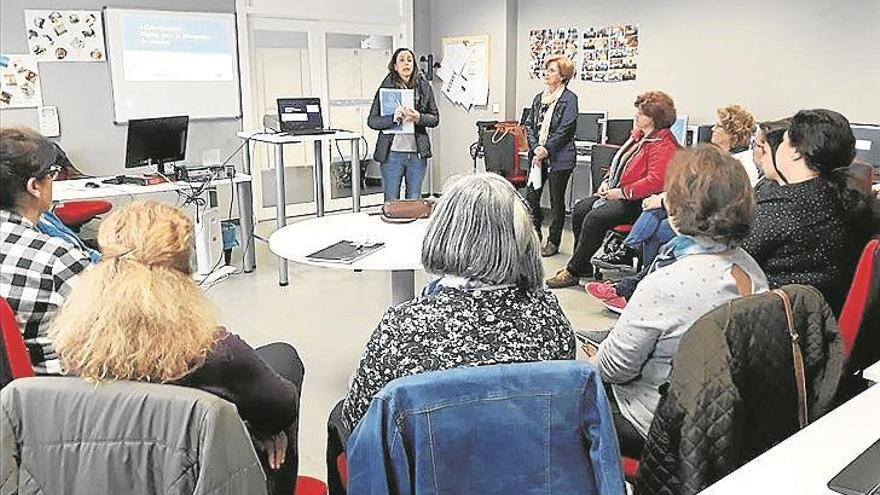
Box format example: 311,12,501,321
38,211,101,263
649,234,732,274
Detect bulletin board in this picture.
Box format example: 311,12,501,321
442,34,490,81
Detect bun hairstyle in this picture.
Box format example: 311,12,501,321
50,200,219,382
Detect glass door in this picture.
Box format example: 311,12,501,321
323,33,394,210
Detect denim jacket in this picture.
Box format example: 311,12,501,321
346,361,625,495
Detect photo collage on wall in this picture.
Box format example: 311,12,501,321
528,23,639,83
0,54,43,108
24,10,106,62
581,24,638,82
528,27,579,80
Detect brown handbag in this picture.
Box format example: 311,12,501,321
380,199,434,223
493,121,529,153
772,288,810,429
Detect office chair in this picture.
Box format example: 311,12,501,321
0,296,34,390
604,119,634,146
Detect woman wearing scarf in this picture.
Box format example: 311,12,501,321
524,55,578,257
547,91,679,288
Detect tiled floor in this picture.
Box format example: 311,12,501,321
206,212,619,480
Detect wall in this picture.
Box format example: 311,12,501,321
422,0,518,189
515,0,880,125
0,0,242,177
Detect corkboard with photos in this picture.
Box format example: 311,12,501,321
528,23,639,83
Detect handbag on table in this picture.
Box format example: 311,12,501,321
380,199,434,223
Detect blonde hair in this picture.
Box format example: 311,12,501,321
717,104,756,149
50,200,220,382
545,55,575,84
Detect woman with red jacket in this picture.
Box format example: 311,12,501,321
547,91,680,288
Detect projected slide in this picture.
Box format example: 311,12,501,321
122,14,233,82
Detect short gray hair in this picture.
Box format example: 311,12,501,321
421,173,543,290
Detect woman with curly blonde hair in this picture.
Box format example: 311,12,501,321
50,200,304,495
712,104,757,184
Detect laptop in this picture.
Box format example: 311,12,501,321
276,97,334,135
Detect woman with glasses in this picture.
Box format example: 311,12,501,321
0,127,91,375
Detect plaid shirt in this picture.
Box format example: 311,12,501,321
1,209,90,374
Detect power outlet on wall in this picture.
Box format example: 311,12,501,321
491,103,501,114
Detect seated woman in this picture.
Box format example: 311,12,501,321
584,144,768,458
325,174,576,490
742,108,879,314
593,104,756,273
546,91,679,288
0,127,91,375
49,200,304,495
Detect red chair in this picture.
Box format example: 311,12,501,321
622,456,640,482
295,475,328,495
53,200,113,231
0,296,34,389
838,238,879,358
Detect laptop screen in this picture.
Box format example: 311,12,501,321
277,98,323,132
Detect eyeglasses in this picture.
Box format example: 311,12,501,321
38,163,62,180
750,138,766,150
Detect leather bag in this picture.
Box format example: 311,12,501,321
380,199,433,223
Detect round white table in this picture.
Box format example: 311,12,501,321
269,212,429,305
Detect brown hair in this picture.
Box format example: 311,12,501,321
545,55,575,84
717,105,756,149
665,144,755,244
50,200,220,382
634,91,677,129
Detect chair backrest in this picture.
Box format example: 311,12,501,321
0,296,33,389
590,144,620,193
1,377,268,495
838,238,880,367
605,119,634,146
346,361,625,495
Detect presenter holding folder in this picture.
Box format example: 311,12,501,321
368,48,440,201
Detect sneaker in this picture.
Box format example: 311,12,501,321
546,268,579,288
602,296,628,314
593,245,638,270
541,242,559,257
575,327,612,346
585,281,618,301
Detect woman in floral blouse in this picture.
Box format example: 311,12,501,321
341,173,576,430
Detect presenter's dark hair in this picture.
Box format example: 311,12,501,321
387,48,418,87
0,127,58,209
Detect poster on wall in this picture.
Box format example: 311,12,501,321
528,27,579,80
0,54,43,108
24,10,106,62
581,24,638,83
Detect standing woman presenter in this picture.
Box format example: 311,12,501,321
368,48,440,200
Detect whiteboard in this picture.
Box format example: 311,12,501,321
104,8,241,122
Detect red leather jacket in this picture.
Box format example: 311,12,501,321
616,127,680,200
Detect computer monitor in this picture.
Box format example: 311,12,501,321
605,119,634,146
670,116,688,146
576,111,606,143
851,124,880,168
125,116,188,169
520,107,532,126
277,97,324,133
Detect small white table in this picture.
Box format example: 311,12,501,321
703,384,880,494
53,175,256,272
269,212,428,305
864,360,880,384
237,131,363,286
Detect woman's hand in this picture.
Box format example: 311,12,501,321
403,108,421,123
393,107,405,123
531,155,543,169
259,431,288,470
642,193,664,210
582,342,599,365
596,180,610,196
601,188,625,201
533,145,549,160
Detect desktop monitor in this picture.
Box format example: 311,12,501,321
851,124,880,168
520,107,532,126
576,111,607,143
605,119,634,146
125,116,188,168
670,116,688,146
277,97,324,133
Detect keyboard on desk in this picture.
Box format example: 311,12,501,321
101,175,149,186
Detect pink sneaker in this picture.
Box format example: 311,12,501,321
602,296,627,314
585,281,618,301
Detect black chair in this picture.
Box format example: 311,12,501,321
604,119,634,146
589,144,620,194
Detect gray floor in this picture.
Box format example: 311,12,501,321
206,214,619,481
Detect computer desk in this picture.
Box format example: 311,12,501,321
702,383,880,494
237,130,362,286
53,174,256,273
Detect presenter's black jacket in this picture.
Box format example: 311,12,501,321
368,73,440,163
524,88,578,172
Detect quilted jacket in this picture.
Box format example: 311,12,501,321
635,285,844,495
